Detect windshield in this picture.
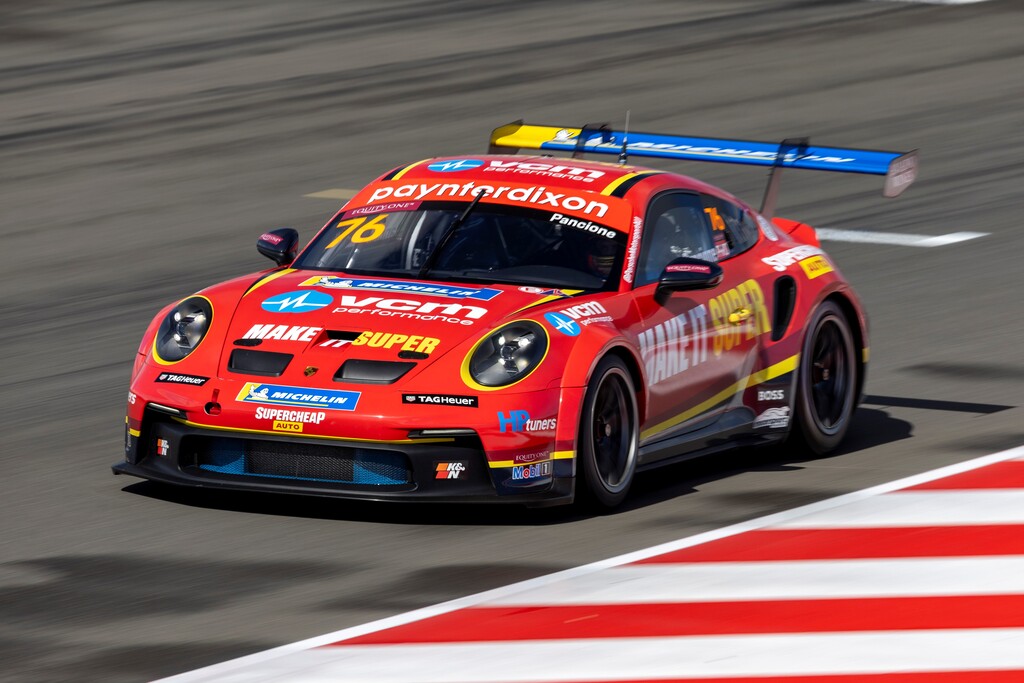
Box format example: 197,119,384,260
294,201,627,290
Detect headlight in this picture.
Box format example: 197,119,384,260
467,321,548,388
153,296,213,363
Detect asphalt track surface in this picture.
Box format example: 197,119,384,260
1,1,1022,681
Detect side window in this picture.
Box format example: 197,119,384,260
701,194,760,260
636,193,715,287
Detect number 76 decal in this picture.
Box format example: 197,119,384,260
325,214,388,249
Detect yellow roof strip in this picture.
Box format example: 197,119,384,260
390,159,432,181
640,354,799,440
600,171,658,196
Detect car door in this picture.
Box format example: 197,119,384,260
631,191,769,449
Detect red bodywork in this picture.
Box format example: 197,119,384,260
116,155,868,506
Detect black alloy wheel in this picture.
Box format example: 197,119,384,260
578,356,639,508
794,300,857,454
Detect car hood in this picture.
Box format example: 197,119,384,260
216,270,578,380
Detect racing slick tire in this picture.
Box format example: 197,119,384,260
793,300,857,455
577,356,640,509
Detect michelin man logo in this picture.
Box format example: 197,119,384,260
248,385,270,401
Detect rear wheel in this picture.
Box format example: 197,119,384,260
793,301,857,454
577,356,639,508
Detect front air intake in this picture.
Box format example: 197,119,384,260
189,436,412,485
334,359,415,384
228,349,293,377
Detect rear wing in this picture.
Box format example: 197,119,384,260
489,121,918,218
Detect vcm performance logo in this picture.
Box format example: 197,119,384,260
427,159,484,172
544,312,580,336
261,290,332,313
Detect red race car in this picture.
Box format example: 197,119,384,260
114,122,917,507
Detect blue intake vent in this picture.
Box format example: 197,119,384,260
195,437,410,485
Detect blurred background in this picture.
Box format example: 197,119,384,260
2,1,1022,680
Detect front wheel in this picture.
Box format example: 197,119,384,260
577,356,639,508
793,301,857,454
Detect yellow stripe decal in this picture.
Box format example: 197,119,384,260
390,159,431,181
243,268,296,298
510,290,583,315
170,417,451,444
489,460,519,468
488,450,575,469
862,346,870,364
600,172,637,196
600,172,640,196
641,354,799,440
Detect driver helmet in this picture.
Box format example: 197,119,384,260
587,236,617,278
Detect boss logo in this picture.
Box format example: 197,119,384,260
757,389,785,402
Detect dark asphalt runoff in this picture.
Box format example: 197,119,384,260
2,1,1022,680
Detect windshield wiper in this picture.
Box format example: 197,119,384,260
418,190,488,277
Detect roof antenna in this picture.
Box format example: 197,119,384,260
618,110,630,165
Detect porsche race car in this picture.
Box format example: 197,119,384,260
114,122,917,507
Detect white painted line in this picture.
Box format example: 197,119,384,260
158,444,1024,682
916,231,991,246
774,490,1024,528
196,629,1024,683
483,556,1024,605
304,188,359,200
817,228,988,246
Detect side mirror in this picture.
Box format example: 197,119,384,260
257,228,299,266
656,257,724,294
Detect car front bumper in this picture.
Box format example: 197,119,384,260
115,401,576,507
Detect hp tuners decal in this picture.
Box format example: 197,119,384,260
497,410,557,433
543,312,580,336
237,383,360,412
261,290,332,313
